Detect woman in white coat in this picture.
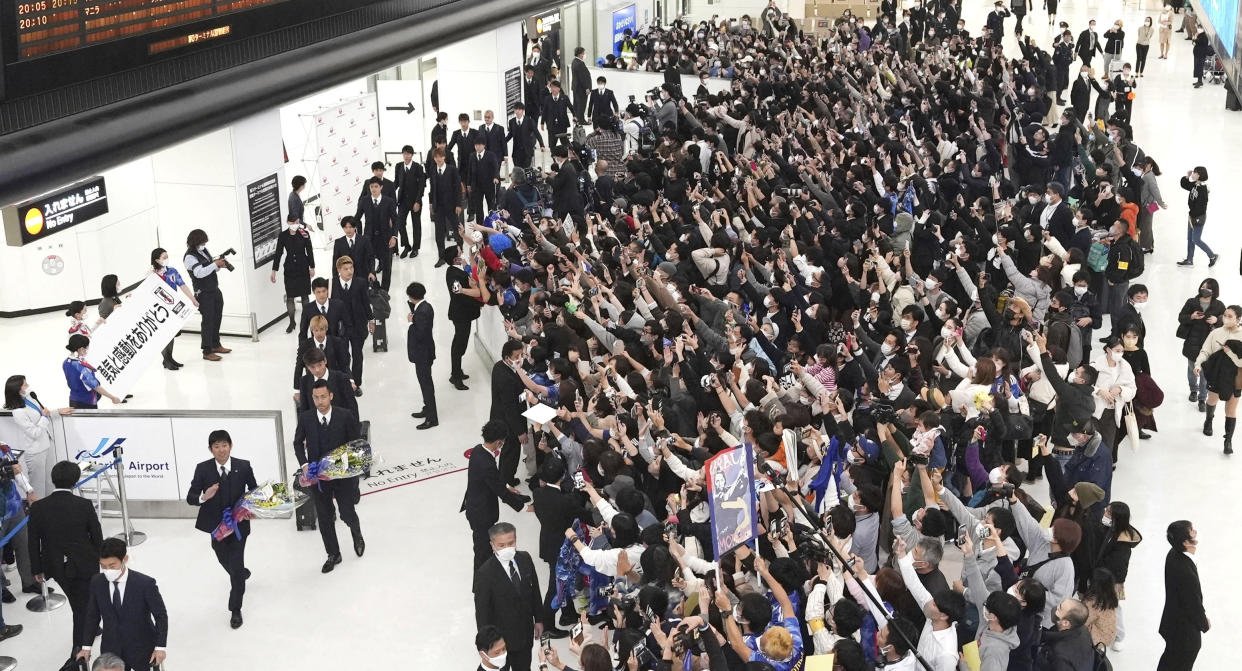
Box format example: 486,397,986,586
1090,337,1137,464
3,375,65,498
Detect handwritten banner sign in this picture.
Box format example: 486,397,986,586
85,274,198,398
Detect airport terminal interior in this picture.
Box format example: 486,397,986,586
0,0,1238,668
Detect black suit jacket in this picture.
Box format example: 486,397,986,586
541,94,572,133
1159,549,1209,640
469,150,502,190
293,334,352,389
407,299,435,364
299,297,349,340
333,234,375,278
489,360,527,436
460,444,527,525
1046,201,1074,247
355,178,396,208
186,458,259,535
429,163,462,213
82,570,169,660
570,58,591,95
1075,29,1101,59
523,77,544,115
331,276,373,338
356,195,398,249
586,88,619,121
27,490,102,582
531,485,587,562
293,405,362,466
507,116,543,163
478,124,507,158
550,160,584,218
297,370,359,416
448,128,480,178
474,550,541,644
394,161,427,208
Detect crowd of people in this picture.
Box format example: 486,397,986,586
0,0,1225,669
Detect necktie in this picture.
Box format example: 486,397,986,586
373,198,379,205
344,281,350,291
318,342,325,351
112,581,122,611
349,237,354,248
478,153,483,161
322,416,329,429
320,304,327,315
508,561,521,586
219,465,227,481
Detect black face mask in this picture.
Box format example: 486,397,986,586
1200,288,1213,299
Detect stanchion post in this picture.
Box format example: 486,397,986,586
110,447,147,547
25,576,66,612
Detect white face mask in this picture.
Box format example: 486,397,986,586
880,343,895,356
941,327,954,339
1074,285,1088,297
900,318,912,331
1028,195,1040,205
1066,433,1084,447
924,278,937,290
102,567,124,582
1132,301,1147,312
1101,515,1113,527
1044,194,1053,204
197,244,208,252
871,292,881,304
494,546,516,563
483,651,508,668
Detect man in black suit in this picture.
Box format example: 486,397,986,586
478,111,507,165
473,522,541,671
469,136,502,223
332,217,375,283
29,461,103,659
475,625,512,671
448,113,479,187
549,145,584,228
490,340,529,486
522,66,544,128
461,421,529,568
1158,520,1209,671
296,347,358,415
507,103,545,170
540,80,573,152
332,256,374,392
1069,65,1097,123
570,47,591,122
530,457,585,634
185,429,258,629
527,44,551,90
429,147,463,267
586,76,619,126
356,178,399,291
76,538,169,671
406,282,437,429
430,111,449,148
298,277,347,341
1075,20,1102,67
394,145,427,259
293,314,352,394
446,247,488,390
293,380,365,573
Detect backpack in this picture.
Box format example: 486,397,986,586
1124,238,1145,279
368,283,392,320
1087,241,1109,272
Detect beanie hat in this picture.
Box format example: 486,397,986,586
1051,519,1082,555
1073,482,1105,510
658,261,677,277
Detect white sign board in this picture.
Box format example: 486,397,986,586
85,274,198,399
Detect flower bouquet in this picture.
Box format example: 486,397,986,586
297,439,373,487
212,481,308,541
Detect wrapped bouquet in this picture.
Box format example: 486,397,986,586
212,481,308,541
297,439,373,487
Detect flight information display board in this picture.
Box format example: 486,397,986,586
14,0,290,60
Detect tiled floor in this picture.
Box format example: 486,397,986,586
0,0,1238,667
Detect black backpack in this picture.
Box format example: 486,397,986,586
368,283,392,320
1124,238,1145,279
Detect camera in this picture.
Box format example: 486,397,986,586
758,461,787,488
993,482,1016,497
777,187,804,198
217,247,238,272
870,401,899,424
952,524,969,548
907,451,930,467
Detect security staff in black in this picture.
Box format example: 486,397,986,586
446,247,489,390
184,228,231,361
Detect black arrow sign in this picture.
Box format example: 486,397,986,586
385,102,415,115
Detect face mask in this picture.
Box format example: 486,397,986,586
900,318,912,331
880,343,894,356
1200,288,1213,298
1189,174,1198,182
1132,301,1147,313
871,292,881,304
483,652,508,668
1101,515,1113,527
924,278,937,290
940,327,954,340
494,546,516,563
198,245,208,252
102,567,124,582
1081,72,1090,79
1066,433,1083,447
1044,194,1053,204
1074,285,1088,297
1007,584,1022,601
991,234,999,245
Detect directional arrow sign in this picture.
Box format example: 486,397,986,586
385,102,415,115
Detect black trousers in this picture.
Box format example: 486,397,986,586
470,517,496,569
499,431,522,485
513,152,533,169
508,639,533,671
348,332,367,386
197,287,224,353
450,318,473,379
547,128,569,151
162,337,177,364
432,208,458,260
314,479,361,557
374,245,394,291
415,360,437,421
396,203,423,252
69,400,97,410
58,574,92,657
469,184,497,223
1157,631,1201,671
211,534,248,612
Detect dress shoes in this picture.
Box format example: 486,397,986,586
213,346,232,354
21,584,43,595
1,589,13,604
285,322,296,334
558,612,579,627
0,624,20,641
355,388,364,397
230,611,243,629
416,420,439,430
321,554,342,573
460,373,470,380
434,259,446,268
451,378,469,391
411,410,428,419
353,536,365,557
163,361,179,370
544,628,570,639
410,249,420,258
203,353,222,361
244,569,252,580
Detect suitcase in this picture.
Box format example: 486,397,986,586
293,475,317,531
371,319,388,352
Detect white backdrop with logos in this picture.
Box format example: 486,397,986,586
314,95,382,238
